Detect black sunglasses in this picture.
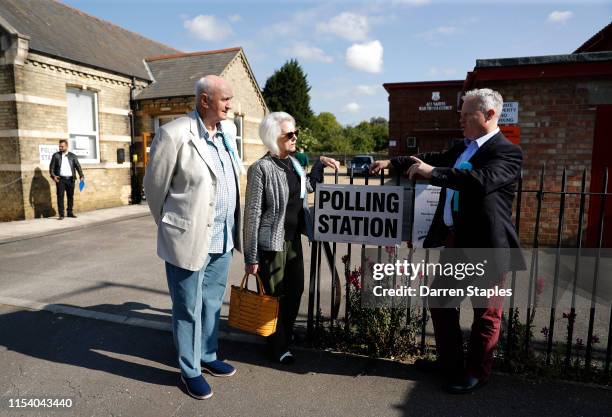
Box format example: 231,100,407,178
283,130,299,140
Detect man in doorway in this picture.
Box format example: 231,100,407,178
144,75,243,400
49,139,84,220
371,88,525,394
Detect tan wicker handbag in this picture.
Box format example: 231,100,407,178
228,273,279,337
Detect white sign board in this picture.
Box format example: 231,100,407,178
411,183,441,248
499,102,519,124
75,135,90,150
39,144,59,166
314,184,404,246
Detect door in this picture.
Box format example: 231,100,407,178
586,105,612,248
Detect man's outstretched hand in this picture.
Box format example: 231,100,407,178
407,156,434,180
370,160,390,175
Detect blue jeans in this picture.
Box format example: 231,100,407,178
165,251,233,378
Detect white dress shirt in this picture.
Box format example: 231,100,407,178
60,152,72,177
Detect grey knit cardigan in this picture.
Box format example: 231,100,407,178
243,154,324,264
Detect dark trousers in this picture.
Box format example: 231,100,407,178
258,238,304,358
430,303,503,380
56,177,75,216
429,230,505,381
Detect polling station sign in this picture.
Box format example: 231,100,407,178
314,184,404,246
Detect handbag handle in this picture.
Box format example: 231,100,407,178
240,273,266,296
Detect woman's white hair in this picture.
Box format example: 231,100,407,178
259,112,295,155
462,88,504,118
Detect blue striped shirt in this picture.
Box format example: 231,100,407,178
197,115,237,254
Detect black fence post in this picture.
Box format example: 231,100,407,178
506,172,523,363
526,165,545,354
565,169,587,368
546,168,567,365
585,167,608,371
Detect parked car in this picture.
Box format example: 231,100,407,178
349,155,375,176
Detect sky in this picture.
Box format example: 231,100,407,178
62,0,611,126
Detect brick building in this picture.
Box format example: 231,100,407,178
0,0,266,221
384,22,612,247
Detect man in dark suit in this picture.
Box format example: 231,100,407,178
371,88,525,393
49,139,84,219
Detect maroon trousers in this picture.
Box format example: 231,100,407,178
430,303,503,380
430,231,505,381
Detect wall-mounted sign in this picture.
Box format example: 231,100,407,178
419,93,453,111
499,102,519,124
411,183,441,248
500,125,521,144
39,144,59,166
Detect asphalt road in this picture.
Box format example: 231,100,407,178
1,304,611,417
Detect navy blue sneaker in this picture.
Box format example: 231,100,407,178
181,375,213,400
202,360,236,377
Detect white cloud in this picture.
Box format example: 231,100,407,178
283,42,333,63
548,11,573,24
416,25,458,41
183,15,233,41
355,84,380,95
427,67,458,77
268,8,325,37
317,12,369,42
345,40,383,74
228,14,242,23
344,102,361,113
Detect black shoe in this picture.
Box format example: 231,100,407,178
67,214,77,218
58,216,64,220
446,376,487,394
414,358,443,373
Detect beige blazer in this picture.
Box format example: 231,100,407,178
144,111,242,271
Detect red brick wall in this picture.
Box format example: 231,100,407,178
473,77,612,247
387,83,463,156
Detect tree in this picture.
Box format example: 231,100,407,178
347,124,375,152
262,59,313,129
309,112,344,153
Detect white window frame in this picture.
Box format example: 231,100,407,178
406,136,417,148
66,87,100,164
234,114,244,159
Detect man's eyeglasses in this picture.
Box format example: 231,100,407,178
283,130,299,140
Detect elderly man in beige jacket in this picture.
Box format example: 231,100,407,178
144,75,242,400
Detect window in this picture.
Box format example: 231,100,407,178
406,136,417,148
154,115,183,133
66,87,99,163
234,114,244,159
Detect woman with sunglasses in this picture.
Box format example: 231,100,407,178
243,112,339,364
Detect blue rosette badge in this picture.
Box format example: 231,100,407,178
453,161,472,212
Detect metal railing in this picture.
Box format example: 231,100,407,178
305,164,611,377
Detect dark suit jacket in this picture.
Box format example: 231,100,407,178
49,151,84,180
392,131,526,272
